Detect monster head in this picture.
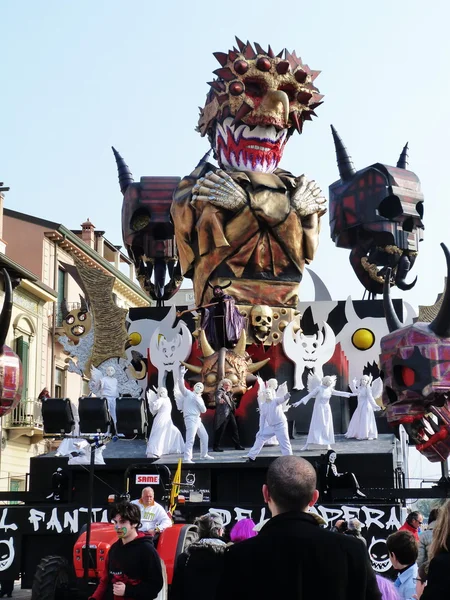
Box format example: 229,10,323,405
61,295,92,342
197,37,323,173
182,330,269,400
380,245,450,462
368,537,391,573
329,128,424,295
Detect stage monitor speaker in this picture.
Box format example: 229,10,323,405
42,398,75,434
78,397,110,434
116,397,147,438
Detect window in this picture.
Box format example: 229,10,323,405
15,336,29,400
55,367,65,398
56,268,66,326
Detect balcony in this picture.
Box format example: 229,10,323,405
3,398,44,442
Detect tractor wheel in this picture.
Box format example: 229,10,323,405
31,555,74,600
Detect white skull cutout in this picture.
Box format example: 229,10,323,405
250,305,273,343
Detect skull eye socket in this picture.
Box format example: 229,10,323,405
243,78,266,99
255,316,262,322
394,365,416,387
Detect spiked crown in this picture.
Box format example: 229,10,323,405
197,37,323,139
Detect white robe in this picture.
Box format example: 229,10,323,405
345,386,379,440
146,395,184,458
303,385,349,446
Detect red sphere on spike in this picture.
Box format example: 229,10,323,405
297,91,312,104
229,81,244,96
276,61,290,75
295,70,308,83
234,60,249,75
256,57,271,72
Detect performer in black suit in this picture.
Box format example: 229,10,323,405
213,379,244,452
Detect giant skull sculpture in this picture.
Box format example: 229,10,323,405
250,305,273,344
380,244,450,462
329,127,424,296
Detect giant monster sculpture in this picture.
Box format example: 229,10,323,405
329,128,424,297
0,270,23,418
171,38,326,311
381,245,450,462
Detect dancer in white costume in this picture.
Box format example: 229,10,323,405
246,378,292,461
175,366,214,464
345,375,382,440
293,374,351,450
146,387,185,458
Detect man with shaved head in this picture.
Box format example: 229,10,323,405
132,486,172,536
217,456,381,600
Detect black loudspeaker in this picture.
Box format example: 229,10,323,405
78,397,110,434
42,398,75,434
116,397,147,437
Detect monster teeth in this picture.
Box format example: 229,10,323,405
247,145,271,152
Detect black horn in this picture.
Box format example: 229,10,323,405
429,243,450,338
330,125,356,182
112,146,134,195
60,299,70,321
79,295,89,313
396,142,409,169
0,269,13,350
383,268,403,333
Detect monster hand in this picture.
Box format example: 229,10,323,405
179,365,187,377
291,175,327,218
191,170,247,212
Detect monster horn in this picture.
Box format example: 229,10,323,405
234,329,247,356
79,295,89,313
383,268,403,332
330,125,356,182
429,243,450,338
396,142,409,169
199,329,215,357
112,146,134,195
0,269,13,350
221,280,232,289
248,358,271,373
180,361,202,374
60,299,70,321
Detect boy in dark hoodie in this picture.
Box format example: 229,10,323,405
89,502,163,600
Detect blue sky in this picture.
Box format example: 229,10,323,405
2,0,449,480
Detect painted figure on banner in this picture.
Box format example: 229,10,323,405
246,378,292,461
170,39,326,312
345,375,383,440
293,373,351,450
174,366,214,464
146,387,184,458
283,319,336,390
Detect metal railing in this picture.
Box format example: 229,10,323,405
3,398,43,429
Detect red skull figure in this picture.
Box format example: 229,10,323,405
0,270,23,417
380,245,450,462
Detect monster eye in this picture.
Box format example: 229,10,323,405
278,84,296,102
399,366,416,387
205,373,217,384
78,312,86,321
351,328,375,350
66,315,75,325
227,374,239,384
243,78,266,99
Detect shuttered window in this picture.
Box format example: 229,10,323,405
15,336,29,400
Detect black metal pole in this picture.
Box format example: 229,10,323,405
441,458,449,480
84,439,96,582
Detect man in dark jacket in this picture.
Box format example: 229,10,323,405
89,502,163,600
213,378,244,451
216,456,381,600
